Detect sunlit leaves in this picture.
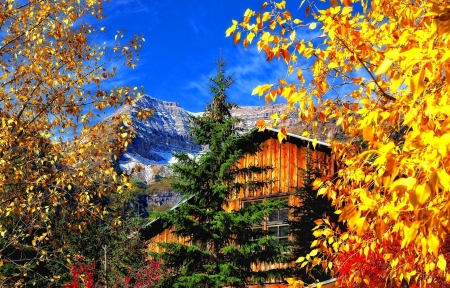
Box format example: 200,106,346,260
229,0,450,285
0,0,144,284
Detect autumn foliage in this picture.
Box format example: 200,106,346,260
64,261,159,288
0,0,148,285
228,0,450,285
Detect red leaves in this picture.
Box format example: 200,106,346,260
65,261,160,288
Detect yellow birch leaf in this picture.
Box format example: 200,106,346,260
438,169,450,189
415,183,431,205
296,256,305,263
312,179,323,190
311,240,319,248
251,86,261,96
391,72,403,92
362,126,374,141
421,237,428,258
328,62,339,69
290,30,296,41
438,255,447,271
277,130,287,143
411,67,425,101
428,234,439,257
262,12,271,22
364,246,369,257
234,31,241,45
288,65,294,74
225,24,236,36
247,32,255,43
402,221,419,248
339,203,357,221
255,119,266,131
355,217,368,236
375,59,393,75
312,138,317,149
286,278,295,284
279,79,287,85
309,22,317,29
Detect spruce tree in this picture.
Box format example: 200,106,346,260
156,57,289,288
288,147,336,282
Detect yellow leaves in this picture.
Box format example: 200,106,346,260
410,67,425,101
234,31,241,45
428,234,439,257
391,72,404,92
341,6,353,15
225,20,237,36
362,126,374,141
375,58,393,75
277,127,287,143
229,0,450,285
275,1,286,9
327,62,339,69
296,256,305,263
246,32,255,43
438,254,447,272
290,30,296,41
437,169,450,190
255,119,266,131
402,221,420,248
312,138,318,149
251,84,273,96
339,203,357,222
390,177,417,193
410,183,431,207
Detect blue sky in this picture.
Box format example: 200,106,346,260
96,0,307,114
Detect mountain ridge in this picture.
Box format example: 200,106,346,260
104,94,341,185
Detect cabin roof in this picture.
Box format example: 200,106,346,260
139,128,332,240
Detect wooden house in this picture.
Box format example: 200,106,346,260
141,128,336,287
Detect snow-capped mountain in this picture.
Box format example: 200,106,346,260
104,95,204,183
104,94,341,185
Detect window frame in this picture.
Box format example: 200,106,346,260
241,196,290,244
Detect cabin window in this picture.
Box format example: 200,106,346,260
242,197,289,243
267,204,289,244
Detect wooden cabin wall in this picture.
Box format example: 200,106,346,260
147,135,335,281
227,137,334,211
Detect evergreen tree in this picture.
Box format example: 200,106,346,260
156,57,290,288
288,147,336,282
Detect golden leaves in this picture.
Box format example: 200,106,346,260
231,0,450,285
225,20,238,36
375,58,393,75
251,84,273,96
255,119,266,131
0,0,144,280
277,127,287,143
234,31,241,45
